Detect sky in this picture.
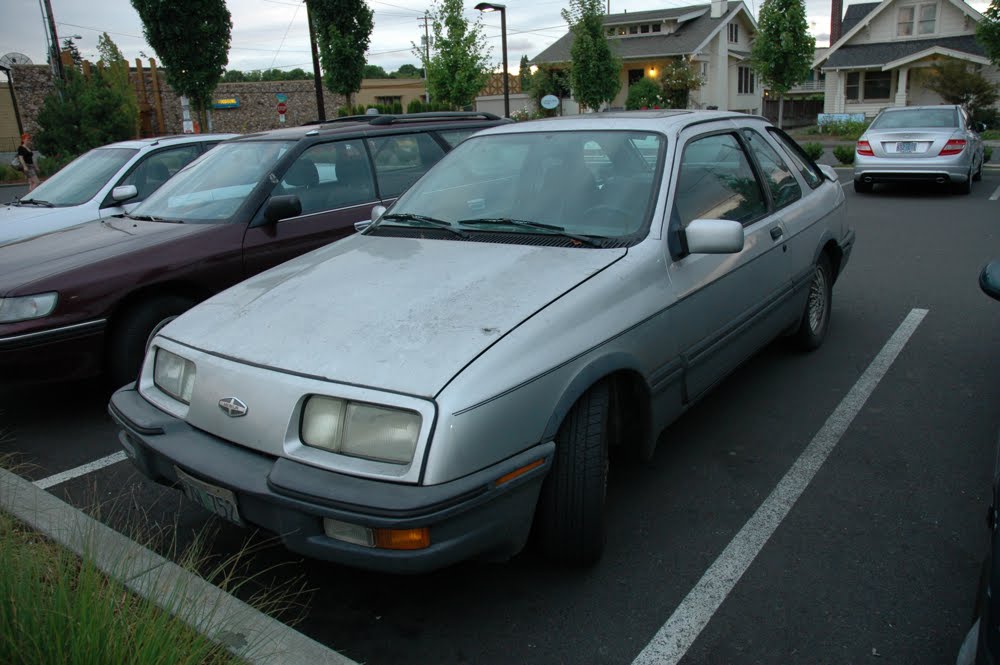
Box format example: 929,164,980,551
0,0,992,78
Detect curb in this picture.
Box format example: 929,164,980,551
0,466,359,665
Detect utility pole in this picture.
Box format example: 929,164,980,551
304,0,326,121
41,0,64,82
418,11,431,104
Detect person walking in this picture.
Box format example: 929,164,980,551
17,133,39,192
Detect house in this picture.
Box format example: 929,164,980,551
530,0,762,113
816,0,997,116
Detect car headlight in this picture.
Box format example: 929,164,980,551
0,292,58,323
153,348,197,404
301,396,421,464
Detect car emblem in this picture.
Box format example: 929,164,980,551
218,397,248,418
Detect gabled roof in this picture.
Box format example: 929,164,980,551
822,34,985,69
839,2,879,36
531,1,749,65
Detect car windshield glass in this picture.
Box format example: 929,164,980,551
133,140,293,223
384,130,665,240
870,108,958,129
24,147,138,207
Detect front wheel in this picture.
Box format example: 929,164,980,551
793,254,833,351
107,295,194,388
535,381,610,565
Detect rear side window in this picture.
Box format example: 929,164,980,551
278,139,376,215
741,129,801,209
117,145,201,201
673,133,766,227
766,128,823,190
436,128,481,148
367,133,446,198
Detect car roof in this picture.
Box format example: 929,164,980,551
879,105,959,113
473,110,765,136
97,134,238,150
231,112,507,142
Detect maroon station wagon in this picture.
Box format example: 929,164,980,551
0,113,508,387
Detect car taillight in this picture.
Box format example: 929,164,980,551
939,139,966,156
856,140,874,156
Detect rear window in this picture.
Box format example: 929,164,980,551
870,108,958,129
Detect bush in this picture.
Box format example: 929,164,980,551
982,129,1000,140
986,145,993,163
801,142,824,161
0,165,23,183
407,99,424,114
820,119,869,140
833,145,855,164
336,105,351,117
37,154,75,178
625,78,664,110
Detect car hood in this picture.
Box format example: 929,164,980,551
163,234,626,397
0,203,98,246
0,216,216,292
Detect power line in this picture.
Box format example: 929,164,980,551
270,0,303,68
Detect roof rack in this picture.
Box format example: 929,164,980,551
305,111,502,128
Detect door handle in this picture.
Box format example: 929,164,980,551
770,226,783,241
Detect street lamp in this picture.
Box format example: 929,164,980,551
475,2,508,118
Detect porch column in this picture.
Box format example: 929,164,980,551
831,71,845,113
894,67,909,107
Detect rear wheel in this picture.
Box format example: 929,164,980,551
853,180,872,193
974,156,984,182
535,381,610,565
108,295,194,388
793,254,833,351
954,168,973,195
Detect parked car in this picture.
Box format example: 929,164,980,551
110,111,855,573
0,134,236,245
958,259,1000,665
0,112,507,387
854,104,985,194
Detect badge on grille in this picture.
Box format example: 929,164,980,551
218,397,248,417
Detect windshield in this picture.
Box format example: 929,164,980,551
24,147,138,206
132,140,293,222
870,108,959,129
382,130,664,242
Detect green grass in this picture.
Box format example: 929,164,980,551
981,129,1000,141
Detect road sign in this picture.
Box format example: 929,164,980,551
275,93,288,103
277,102,287,114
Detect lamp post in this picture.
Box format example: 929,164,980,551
475,2,508,118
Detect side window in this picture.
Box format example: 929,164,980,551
672,133,766,227
367,133,446,199
741,129,801,209
766,128,823,189
119,145,201,201
277,139,375,216
436,129,480,148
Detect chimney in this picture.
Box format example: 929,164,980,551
711,0,726,18
830,0,843,43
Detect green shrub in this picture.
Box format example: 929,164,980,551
801,142,824,161
37,155,74,178
986,145,993,163
820,119,869,140
336,105,351,117
0,165,23,183
625,78,664,110
407,99,424,114
833,145,855,164
982,130,1000,141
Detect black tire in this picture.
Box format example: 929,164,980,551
954,168,973,195
793,254,833,351
535,381,610,565
107,295,194,388
974,156,984,182
853,180,872,193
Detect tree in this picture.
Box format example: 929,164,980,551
659,59,702,108
518,54,533,93
625,77,663,110
750,0,815,128
530,66,572,115
61,38,82,68
924,60,999,123
420,0,491,109
561,0,621,111
978,0,1000,66
394,63,424,78
364,64,391,78
310,0,374,105
130,0,232,125
92,32,138,137
96,32,126,65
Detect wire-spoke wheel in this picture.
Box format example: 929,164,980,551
793,254,832,351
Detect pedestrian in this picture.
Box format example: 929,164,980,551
17,133,39,192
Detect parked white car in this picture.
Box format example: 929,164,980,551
111,111,854,573
0,133,235,245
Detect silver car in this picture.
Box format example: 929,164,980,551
853,104,985,194
110,111,854,573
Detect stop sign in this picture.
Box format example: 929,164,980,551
277,102,287,114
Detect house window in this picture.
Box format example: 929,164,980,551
898,3,936,36
641,24,650,33
629,25,639,34
738,66,755,94
729,23,739,43
607,27,615,36
628,69,645,85
652,23,661,32
845,72,860,100
845,71,891,102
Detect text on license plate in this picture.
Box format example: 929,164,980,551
175,466,245,525
897,141,916,153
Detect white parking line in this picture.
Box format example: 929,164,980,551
990,184,1000,200
34,451,128,489
631,308,929,665
841,180,851,188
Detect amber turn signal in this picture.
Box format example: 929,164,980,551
495,458,545,486
374,527,430,550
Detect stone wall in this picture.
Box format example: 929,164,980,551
9,64,346,139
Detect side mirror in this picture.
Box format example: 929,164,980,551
684,219,744,254
355,204,386,232
111,185,138,202
264,195,302,224
818,164,838,182
980,259,1000,302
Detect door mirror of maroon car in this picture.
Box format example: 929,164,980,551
264,195,303,224
980,259,1000,302
111,185,138,202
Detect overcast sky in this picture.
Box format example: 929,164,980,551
1,0,991,76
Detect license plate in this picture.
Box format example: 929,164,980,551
175,466,245,525
897,141,916,153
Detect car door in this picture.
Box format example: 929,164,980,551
665,123,793,402
99,144,203,217
242,138,380,276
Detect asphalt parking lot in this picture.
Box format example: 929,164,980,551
4,169,1000,664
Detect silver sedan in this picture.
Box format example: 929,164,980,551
854,104,985,194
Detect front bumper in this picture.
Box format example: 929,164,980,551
109,386,553,573
0,319,106,384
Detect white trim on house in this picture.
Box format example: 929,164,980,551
691,4,758,56
882,45,991,69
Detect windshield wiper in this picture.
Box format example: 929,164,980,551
126,213,183,223
456,217,603,247
17,198,54,207
379,212,467,238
